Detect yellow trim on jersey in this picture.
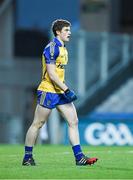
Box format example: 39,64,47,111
50,42,56,57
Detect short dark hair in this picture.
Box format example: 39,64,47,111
52,19,71,36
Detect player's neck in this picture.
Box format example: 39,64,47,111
56,36,64,46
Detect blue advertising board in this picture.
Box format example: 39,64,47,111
63,113,133,146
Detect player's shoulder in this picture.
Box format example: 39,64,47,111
45,39,60,50
43,40,59,56
45,41,56,49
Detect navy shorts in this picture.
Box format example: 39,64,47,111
37,90,72,109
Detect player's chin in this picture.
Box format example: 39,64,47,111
66,38,70,42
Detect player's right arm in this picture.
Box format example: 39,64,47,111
46,63,68,91
44,43,68,91
44,42,77,101
47,63,77,101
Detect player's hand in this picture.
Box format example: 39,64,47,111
64,89,77,101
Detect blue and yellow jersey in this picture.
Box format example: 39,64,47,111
37,37,68,93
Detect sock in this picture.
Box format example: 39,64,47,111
72,145,84,161
24,146,33,160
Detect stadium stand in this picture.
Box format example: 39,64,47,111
95,78,133,113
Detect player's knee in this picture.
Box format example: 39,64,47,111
32,121,44,129
69,118,78,128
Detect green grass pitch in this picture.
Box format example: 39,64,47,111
0,145,133,179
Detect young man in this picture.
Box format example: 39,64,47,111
22,19,98,166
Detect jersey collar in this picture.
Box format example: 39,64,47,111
53,37,64,47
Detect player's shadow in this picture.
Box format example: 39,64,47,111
98,165,133,172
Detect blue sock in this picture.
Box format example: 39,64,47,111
72,145,84,161
24,146,33,160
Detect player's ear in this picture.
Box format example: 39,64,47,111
56,30,60,36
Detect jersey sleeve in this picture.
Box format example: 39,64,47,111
43,42,59,64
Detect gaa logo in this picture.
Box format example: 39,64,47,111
84,123,133,146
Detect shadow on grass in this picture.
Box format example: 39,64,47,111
98,165,133,172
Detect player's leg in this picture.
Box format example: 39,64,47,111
57,103,98,166
57,103,80,145
25,104,51,146
40,123,49,144
22,104,52,166
57,103,84,162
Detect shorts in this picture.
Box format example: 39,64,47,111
37,90,72,109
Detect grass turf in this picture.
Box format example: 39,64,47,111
0,145,133,179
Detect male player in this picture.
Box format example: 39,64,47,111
22,19,98,166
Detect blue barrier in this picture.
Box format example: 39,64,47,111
63,113,133,146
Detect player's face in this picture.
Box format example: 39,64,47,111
58,26,71,42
